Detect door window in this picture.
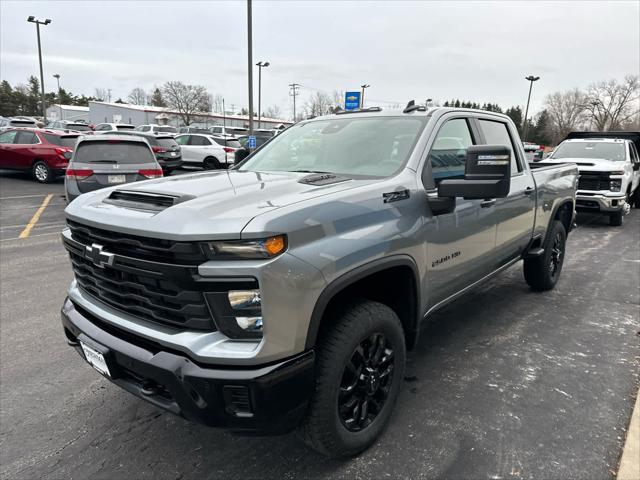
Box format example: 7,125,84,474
189,136,211,146
15,131,39,144
629,143,639,164
175,135,189,145
0,131,18,144
428,118,474,183
478,119,522,174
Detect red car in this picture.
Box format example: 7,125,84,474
0,128,80,183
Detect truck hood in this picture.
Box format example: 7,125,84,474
543,158,627,173
65,170,369,240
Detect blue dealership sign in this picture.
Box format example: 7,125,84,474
248,135,257,149
344,91,361,110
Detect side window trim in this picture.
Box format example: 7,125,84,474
475,116,524,176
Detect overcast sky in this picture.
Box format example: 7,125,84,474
1,0,638,120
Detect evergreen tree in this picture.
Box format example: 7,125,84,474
150,87,166,107
0,80,14,116
505,106,523,134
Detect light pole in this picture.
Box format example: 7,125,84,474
522,75,540,142
53,73,61,120
289,83,300,122
27,16,51,120
256,61,270,129
246,0,254,141
360,84,370,109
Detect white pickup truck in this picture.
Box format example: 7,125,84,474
544,132,640,226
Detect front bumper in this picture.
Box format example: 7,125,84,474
61,297,314,434
575,192,626,212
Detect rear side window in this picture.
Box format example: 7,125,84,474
428,118,474,182
478,119,522,174
175,135,189,145
42,133,79,148
73,141,155,164
16,131,39,144
189,136,211,146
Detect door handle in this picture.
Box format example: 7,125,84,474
524,187,535,195
480,199,496,208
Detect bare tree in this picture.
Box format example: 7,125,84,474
161,81,211,125
544,88,587,144
211,94,224,113
263,105,282,119
94,88,108,102
303,91,340,118
584,75,639,131
127,87,148,105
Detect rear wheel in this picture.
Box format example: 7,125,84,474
31,161,52,183
203,157,222,170
301,300,405,458
524,220,567,291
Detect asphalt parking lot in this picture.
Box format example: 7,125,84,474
0,171,638,480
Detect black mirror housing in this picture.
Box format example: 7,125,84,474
438,145,511,199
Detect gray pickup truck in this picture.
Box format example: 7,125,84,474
61,106,577,457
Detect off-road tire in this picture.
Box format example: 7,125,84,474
31,160,52,183
524,220,567,291
300,300,406,458
609,211,624,226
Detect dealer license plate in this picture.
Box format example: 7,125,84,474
80,341,111,377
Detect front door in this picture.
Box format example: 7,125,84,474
421,115,500,308
0,130,20,168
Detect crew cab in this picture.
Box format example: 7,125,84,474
60,106,577,457
543,131,640,226
0,128,80,182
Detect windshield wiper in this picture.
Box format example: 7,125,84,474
290,169,333,174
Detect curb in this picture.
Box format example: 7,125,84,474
617,388,640,480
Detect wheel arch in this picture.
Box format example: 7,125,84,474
305,255,421,351
551,199,574,236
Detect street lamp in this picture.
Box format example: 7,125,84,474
53,74,61,120
522,75,540,142
256,61,270,129
360,84,370,109
246,0,254,140
27,16,51,120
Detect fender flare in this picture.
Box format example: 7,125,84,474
304,254,421,350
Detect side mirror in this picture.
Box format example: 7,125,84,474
633,163,640,171
437,145,511,200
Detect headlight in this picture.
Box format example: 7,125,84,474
203,235,287,259
611,171,625,176
610,180,622,192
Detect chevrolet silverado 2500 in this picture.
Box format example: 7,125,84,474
61,106,578,457
544,131,640,226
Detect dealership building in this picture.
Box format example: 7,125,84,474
87,101,291,129
45,104,90,122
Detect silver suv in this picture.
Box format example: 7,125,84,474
61,107,577,457
65,134,163,203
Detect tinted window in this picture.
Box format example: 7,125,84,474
115,125,135,131
478,119,521,173
240,117,426,178
73,141,155,164
212,137,241,148
43,133,78,148
551,141,626,161
156,126,177,133
428,118,474,182
189,136,211,146
16,131,39,144
175,135,189,145
0,130,18,144
68,124,92,132
211,127,222,134
630,144,639,163
95,124,109,131
156,138,178,148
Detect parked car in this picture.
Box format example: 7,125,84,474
174,133,235,168
177,126,211,134
93,123,136,133
0,117,37,131
134,124,178,134
523,142,544,162
209,125,248,137
0,128,80,182
65,134,163,202
61,106,577,457
110,131,182,174
47,120,94,134
234,133,274,163
542,131,640,226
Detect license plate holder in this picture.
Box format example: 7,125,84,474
80,341,111,377
108,174,126,184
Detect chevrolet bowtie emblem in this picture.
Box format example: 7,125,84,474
85,243,115,268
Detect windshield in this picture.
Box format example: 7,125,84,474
68,124,92,131
551,141,626,161
238,117,426,178
73,141,155,164
212,137,241,148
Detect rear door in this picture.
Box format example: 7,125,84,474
71,139,159,194
175,135,194,162
477,117,536,260
422,114,500,306
13,131,42,170
0,130,20,168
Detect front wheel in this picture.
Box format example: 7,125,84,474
301,300,406,458
523,220,567,291
32,161,52,183
609,211,624,226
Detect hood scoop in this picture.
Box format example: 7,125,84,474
103,190,194,212
298,173,350,186
575,162,595,166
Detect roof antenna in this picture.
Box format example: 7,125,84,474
403,100,426,113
